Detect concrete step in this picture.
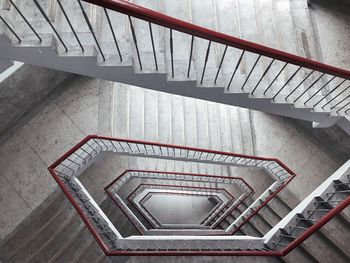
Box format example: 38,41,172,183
282,246,318,263
129,85,145,140
112,83,130,138
17,208,82,262
144,89,159,142
26,198,113,263
239,202,273,235
0,190,71,261
183,96,197,147
252,0,286,97
50,227,94,263
130,0,166,74
171,94,185,145
157,91,172,144
213,0,247,90
231,209,263,237
163,0,196,81
190,0,225,87
262,193,350,263
0,0,347,133
74,240,105,262
294,185,350,259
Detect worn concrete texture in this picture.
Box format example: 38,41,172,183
0,73,102,239
0,74,344,240
309,0,350,71
0,0,349,249
0,63,71,138
143,195,215,224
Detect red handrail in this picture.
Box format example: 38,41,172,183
49,135,296,182
125,183,231,226
127,183,236,201
83,0,350,79
106,171,248,233
48,135,349,256
106,169,254,195
281,195,350,256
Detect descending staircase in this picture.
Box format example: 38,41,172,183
0,81,349,261
0,63,348,263
0,0,349,133
1,1,350,262
1,154,349,262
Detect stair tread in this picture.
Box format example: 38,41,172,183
1,190,70,260
163,0,196,81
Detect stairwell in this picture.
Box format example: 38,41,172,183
0,0,349,262
0,0,349,132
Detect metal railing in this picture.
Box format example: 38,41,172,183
48,135,292,255
1,0,350,118
104,169,260,232
136,190,224,229
129,186,228,229
105,170,249,233
48,135,349,256
264,160,350,254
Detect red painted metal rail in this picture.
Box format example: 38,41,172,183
105,170,251,232
48,135,350,256
127,183,236,201
83,0,350,80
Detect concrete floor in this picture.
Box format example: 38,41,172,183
143,194,215,224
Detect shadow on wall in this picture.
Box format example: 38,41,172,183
308,0,350,14
0,64,72,141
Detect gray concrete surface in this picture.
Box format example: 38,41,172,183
0,74,343,240
0,74,101,239
143,194,215,224
0,0,349,261
309,0,350,71
0,64,71,138
0,0,349,132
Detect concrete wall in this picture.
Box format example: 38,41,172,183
0,63,71,139
310,0,350,71
0,72,343,242
0,0,349,242
0,74,102,239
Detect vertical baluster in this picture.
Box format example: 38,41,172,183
214,45,228,84
187,35,194,78
128,16,142,70
304,76,335,105
0,15,21,42
200,40,211,84
293,73,325,103
9,0,41,41
323,85,350,109
251,59,275,94
149,22,158,70
56,0,83,51
33,0,68,51
273,66,302,101
241,55,261,90
77,0,105,60
263,62,288,95
227,50,245,90
104,8,122,61
313,79,346,107
330,94,350,110
170,29,174,78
